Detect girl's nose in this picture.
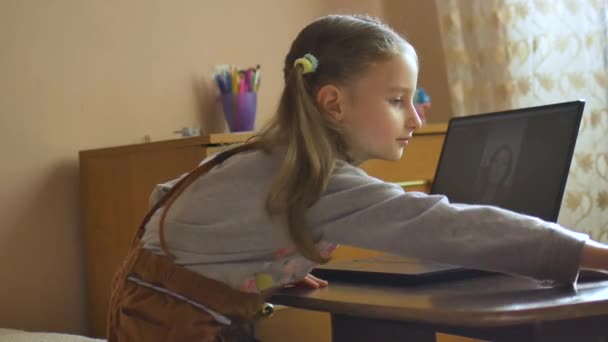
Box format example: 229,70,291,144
408,106,423,130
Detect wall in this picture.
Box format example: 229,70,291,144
0,0,329,334
384,0,453,122
0,0,450,335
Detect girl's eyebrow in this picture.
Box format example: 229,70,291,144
387,86,413,92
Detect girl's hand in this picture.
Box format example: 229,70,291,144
580,239,608,271
286,273,329,289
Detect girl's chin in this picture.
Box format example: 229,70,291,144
382,148,404,161
358,147,404,162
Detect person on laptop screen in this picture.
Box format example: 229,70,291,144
107,15,608,341
472,144,515,206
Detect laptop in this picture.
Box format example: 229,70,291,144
312,100,589,285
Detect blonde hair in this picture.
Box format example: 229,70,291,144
255,15,409,263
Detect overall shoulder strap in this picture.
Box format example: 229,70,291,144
128,142,259,258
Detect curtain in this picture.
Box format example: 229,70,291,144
436,0,608,240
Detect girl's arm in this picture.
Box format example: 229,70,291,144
310,161,589,284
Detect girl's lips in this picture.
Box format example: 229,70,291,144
396,137,410,146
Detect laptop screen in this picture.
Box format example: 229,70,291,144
430,101,584,222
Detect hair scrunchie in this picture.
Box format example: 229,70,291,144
293,53,319,74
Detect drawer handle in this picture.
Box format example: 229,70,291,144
391,180,430,188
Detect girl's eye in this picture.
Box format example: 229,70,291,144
389,98,404,106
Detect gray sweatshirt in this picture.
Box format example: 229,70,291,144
141,148,588,293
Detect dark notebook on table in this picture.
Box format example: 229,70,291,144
312,100,595,285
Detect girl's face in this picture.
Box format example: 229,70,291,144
340,47,422,163
488,149,512,184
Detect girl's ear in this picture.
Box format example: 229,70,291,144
316,84,345,122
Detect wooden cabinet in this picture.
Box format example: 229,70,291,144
79,124,446,338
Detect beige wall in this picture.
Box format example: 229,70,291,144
0,0,449,335
384,0,452,122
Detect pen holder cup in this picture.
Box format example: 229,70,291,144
221,92,257,132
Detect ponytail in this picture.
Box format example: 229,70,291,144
261,64,344,263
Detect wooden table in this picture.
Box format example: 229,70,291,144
270,275,608,341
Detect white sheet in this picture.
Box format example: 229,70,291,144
0,328,105,342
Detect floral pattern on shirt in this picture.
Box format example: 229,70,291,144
240,277,258,293
240,241,339,293
273,244,295,259
317,241,338,258
255,272,275,291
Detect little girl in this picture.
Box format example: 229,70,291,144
107,14,608,341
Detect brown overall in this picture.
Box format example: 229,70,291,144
107,144,270,341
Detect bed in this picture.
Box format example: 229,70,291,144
0,328,105,342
